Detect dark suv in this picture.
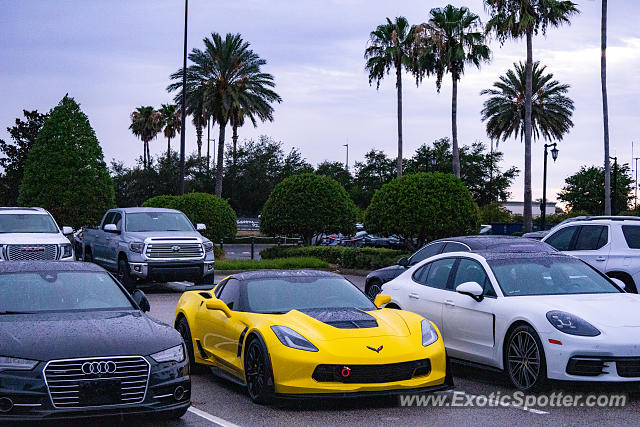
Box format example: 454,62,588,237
364,235,556,299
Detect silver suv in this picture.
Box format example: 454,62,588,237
541,216,640,293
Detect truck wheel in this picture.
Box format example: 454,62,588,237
117,258,136,292
84,248,93,263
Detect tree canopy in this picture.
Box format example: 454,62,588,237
558,164,632,215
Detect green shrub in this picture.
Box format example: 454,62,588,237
215,257,329,270
478,202,512,224
365,172,479,247
143,192,237,240
260,246,409,270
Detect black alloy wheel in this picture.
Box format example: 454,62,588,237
366,280,383,300
506,325,547,391
244,339,273,404
117,257,135,292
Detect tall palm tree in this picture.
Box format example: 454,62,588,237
229,105,245,168
415,5,490,178
365,17,416,177
168,33,281,197
601,0,611,214
159,103,181,157
129,106,162,168
485,0,579,232
480,61,574,152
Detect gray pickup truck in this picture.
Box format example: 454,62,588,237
83,207,215,290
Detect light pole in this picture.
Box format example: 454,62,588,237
541,143,559,230
178,0,188,195
634,157,640,209
343,144,349,171
610,156,617,214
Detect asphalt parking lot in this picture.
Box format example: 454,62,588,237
130,276,640,427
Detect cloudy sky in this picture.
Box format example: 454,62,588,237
1,0,639,204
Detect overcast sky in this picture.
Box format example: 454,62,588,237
1,0,639,204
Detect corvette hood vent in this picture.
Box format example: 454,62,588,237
299,308,378,329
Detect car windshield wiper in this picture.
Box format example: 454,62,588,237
0,311,36,315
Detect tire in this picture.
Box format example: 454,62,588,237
505,324,547,392
366,279,383,300
176,316,207,374
117,257,136,292
244,337,274,404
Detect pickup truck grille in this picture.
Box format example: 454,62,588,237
6,244,58,261
146,242,203,259
44,356,150,408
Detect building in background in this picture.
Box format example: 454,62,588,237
502,201,557,218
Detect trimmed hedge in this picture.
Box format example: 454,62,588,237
215,257,329,271
260,246,409,270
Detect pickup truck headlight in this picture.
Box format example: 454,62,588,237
421,319,439,347
150,345,185,363
129,241,145,254
59,243,73,259
0,356,39,372
203,241,214,252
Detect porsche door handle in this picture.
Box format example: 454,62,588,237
595,256,607,262
408,293,420,300
444,300,455,307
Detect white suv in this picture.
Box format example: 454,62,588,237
0,207,74,261
541,216,640,293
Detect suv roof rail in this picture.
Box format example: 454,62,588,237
575,216,640,222
0,207,42,211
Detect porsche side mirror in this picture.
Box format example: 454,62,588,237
398,257,409,267
456,281,484,302
132,290,150,312
205,299,232,318
374,294,391,308
610,278,626,290
62,226,73,235
196,223,206,231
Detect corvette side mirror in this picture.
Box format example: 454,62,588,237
456,281,484,302
374,294,391,308
205,299,232,318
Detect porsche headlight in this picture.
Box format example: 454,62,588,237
421,319,439,347
271,325,318,352
150,345,185,363
0,356,38,372
546,311,600,337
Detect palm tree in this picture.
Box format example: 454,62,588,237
159,104,181,157
415,5,490,178
365,17,416,177
485,0,579,232
480,61,574,152
229,105,245,168
129,106,162,168
168,33,281,197
601,0,611,214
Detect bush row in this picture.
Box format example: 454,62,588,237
215,257,329,271
260,246,409,270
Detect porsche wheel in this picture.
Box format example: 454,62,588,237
176,316,206,374
244,338,273,404
505,325,547,391
366,279,382,300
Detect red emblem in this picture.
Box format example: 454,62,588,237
341,366,351,377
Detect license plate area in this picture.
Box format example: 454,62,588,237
79,379,121,406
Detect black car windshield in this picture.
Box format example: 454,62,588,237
488,257,621,296
0,272,134,313
126,212,194,232
246,277,376,313
0,214,59,233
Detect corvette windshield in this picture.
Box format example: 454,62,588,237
0,214,59,233
126,212,194,232
0,272,133,313
246,277,376,313
488,257,622,296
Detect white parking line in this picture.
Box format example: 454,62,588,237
444,390,549,415
188,406,241,426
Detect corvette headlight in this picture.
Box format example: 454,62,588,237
203,241,214,252
0,356,38,372
546,311,600,337
150,345,185,363
59,243,73,258
129,241,145,254
271,325,318,352
421,319,439,347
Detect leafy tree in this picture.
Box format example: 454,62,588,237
365,172,479,248
159,104,181,157
316,161,353,191
414,5,490,178
18,96,115,228
485,0,579,232
478,202,512,224
0,110,48,205
129,106,162,168
261,173,357,245
365,17,416,177
558,165,632,215
350,149,396,209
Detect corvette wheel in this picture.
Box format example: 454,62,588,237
176,317,206,374
506,325,547,391
366,280,382,300
245,339,273,404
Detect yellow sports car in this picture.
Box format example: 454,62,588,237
174,270,452,403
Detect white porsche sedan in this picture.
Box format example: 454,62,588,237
380,248,640,391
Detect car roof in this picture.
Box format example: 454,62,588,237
0,207,48,214
118,207,181,214
229,270,342,281
562,216,640,224
433,235,556,253
0,261,106,274
476,251,575,262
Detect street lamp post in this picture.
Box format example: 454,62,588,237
634,157,640,209
541,143,559,230
343,144,349,171
178,0,188,195
610,156,617,214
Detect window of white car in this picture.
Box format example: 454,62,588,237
573,225,608,250
453,259,496,297
0,213,59,233
621,225,640,249
412,258,455,289
545,225,578,251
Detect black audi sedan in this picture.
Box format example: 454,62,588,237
0,262,189,421
364,235,557,299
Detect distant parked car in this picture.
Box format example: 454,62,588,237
364,236,555,299
541,216,640,293
523,216,588,240
0,207,74,261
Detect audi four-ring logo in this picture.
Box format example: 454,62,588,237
81,361,117,375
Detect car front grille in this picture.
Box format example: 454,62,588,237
616,359,640,377
6,244,58,261
312,359,431,383
566,356,640,378
44,356,150,408
145,242,203,259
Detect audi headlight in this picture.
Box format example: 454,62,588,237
59,243,73,259
150,345,185,363
0,356,38,372
421,319,439,347
546,311,600,337
271,325,318,352
203,241,214,252
129,241,145,254
0,245,5,261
